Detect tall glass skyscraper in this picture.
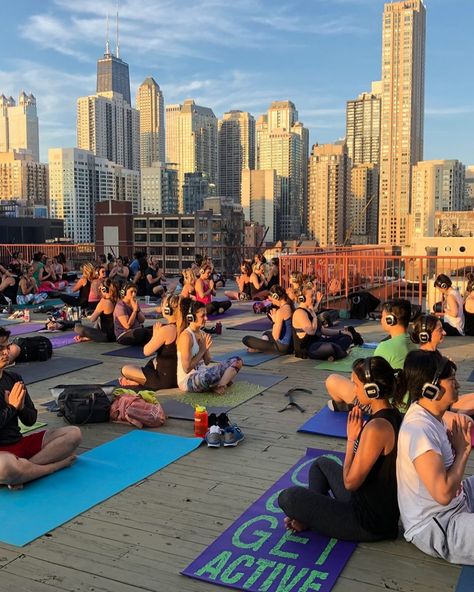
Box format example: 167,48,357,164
97,50,131,105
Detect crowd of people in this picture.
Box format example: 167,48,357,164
0,250,472,566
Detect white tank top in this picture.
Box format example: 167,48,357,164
177,328,204,390
444,288,465,335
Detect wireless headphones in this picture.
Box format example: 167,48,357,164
418,316,431,344
120,282,136,299
186,302,195,323
298,282,313,302
435,277,449,290
163,295,178,317
99,284,110,295
384,303,397,326
363,358,381,399
421,356,450,401
270,292,280,301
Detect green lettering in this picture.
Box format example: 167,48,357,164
291,454,343,486
315,538,337,566
299,569,328,591
275,566,309,592
242,558,276,589
265,489,284,514
195,550,232,580
269,531,309,559
232,515,278,551
258,562,286,591
220,554,255,585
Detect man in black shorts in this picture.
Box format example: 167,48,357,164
0,328,82,489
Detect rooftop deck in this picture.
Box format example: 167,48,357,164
0,300,472,592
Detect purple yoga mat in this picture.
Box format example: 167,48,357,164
227,318,272,332
182,448,356,592
208,306,246,320
50,334,77,349
7,323,44,337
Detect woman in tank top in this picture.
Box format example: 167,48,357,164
195,265,232,316
176,298,242,394
279,356,403,541
463,273,474,337
59,262,95,309
225,262,254,301
74,278,118,343
434,274,465,336
119,294,180,390
242,285,293,355
292,280,355,360
113,282,153,346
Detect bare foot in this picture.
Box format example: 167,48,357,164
288,518,307,533
74,335,91,343
327,356,335,362
55,455,77,471
119,376,140,387
246,348,259,353
212,384,226,396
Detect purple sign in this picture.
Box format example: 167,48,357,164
182,448,356,592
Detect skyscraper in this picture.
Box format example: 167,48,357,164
137,77,165,168
0,150,48,206
218,110,255,203
257,101,308,239
346,81,381,167
378,0,426,246
0,92,39,162
165,100,218,212
141,162,178,214
96,17,131,105
307,143,350,246
241,169,279,242
349,163,379,244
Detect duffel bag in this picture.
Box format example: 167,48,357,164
14,336,53,362
57,386,111,425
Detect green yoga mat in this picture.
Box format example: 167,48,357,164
313,346,373,373
19,421,47,434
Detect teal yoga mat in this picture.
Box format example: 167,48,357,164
0,431,202,547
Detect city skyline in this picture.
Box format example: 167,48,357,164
0,0,472,164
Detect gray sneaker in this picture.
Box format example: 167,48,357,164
223,425,245,447
205,425,222,448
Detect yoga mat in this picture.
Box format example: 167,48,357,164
467,370,474,383
16,357,103,385
102,345,150,359
8,322,45,337
19,420,47,434
297,406,369,439
212,348,280,367
208,307,246,319
456,567,474,592
0,431,202,546
50,334,77,349
228,319,272,332
313,346,373,373
15,298,63,311
182,447,356,592
107,371,286,420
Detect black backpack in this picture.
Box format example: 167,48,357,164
14,336,53,363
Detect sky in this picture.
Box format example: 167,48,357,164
1,0,473,165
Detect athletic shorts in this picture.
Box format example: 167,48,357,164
0,430,46,459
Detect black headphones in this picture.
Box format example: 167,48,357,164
418,316,431,344
298,282,313,303
384,303,397,326
270,292,280,301
421,356,450,401
435,278,449,290
100,284,110,295
120,282,135,299
363,358,381,399
186,302,195,323
163,297,171,316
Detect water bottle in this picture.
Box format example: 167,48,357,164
194,405,208,438
23,309,30,323
215,322,222,335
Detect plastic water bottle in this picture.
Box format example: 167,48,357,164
23,309,30,323
194,405,208,438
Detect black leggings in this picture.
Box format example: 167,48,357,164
307,334,352,360
206,300,232,316
278,457,383,542
242,330,290,354
60,294,87,308
75,324,115,343
442,321,463,336
117,327,153,346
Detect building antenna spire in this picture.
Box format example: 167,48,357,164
115,0,120,59
105,12,110,55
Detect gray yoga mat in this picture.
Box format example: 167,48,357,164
227,318,272,332
211,348,281,366
15,357,103,385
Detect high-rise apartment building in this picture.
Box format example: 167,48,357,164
378,0,426,246
137,77,165,168
182,172,211,214
165,100,217,211
349,163,379,244
0,92,40,162
218,110,255,203
307,143,350,247
412,159,466,239
77,92,140,171
141,161,178,214
465,166,474,210
0,151,48,206
241,169,279,242
49,148,139,242
257,101,308,239
346,81,382,167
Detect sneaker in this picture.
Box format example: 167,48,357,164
327,400,352,413
217,413,230,430
223,425,245,447
208,413,218,427
205,425,223,448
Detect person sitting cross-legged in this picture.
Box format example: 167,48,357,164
0,329,81,489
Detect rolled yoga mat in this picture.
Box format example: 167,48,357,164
182,447,356,592
0,431,202,547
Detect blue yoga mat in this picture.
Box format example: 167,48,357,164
102,345,149,359
0,431,202,546
456,567,474,592
298,406,368,439
212,348,280,367
467,370,474,383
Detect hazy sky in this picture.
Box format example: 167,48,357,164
1,0,472,164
